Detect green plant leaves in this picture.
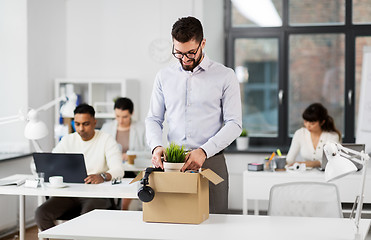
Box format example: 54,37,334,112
165,142,187,163
240,128,248,137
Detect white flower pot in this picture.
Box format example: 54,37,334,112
163,162,184,172
236,137,249,151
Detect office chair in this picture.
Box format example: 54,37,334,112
268,182,343,218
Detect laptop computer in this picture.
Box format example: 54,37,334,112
33,152,88,183
320,143,366,171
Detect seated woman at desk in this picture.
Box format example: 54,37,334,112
101,97,147,210
286,103,341,168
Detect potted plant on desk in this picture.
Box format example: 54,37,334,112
163,142,187,172
236,128,249,151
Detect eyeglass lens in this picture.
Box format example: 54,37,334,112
172,41,202,60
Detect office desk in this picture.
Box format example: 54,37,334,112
0,174,139,240
123,158,152,172
39,209,371,240
243,169,371,215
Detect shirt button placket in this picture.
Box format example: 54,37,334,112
185,76,191,139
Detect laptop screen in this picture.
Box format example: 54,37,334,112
321,143,365,170
33,152,88,183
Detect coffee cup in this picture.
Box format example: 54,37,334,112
274,156,287,170
126,150,136,165
127,154,136,164
49,176,64,186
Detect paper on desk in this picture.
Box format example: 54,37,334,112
0,178,26,186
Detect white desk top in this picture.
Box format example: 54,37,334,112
0,174,139,199
244,169,371,202
39,210,371,240
123,158,152,172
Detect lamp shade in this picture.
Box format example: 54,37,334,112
23,109,49,140
325,155,358,182
24,120,48,140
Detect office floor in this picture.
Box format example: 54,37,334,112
0,226,38,240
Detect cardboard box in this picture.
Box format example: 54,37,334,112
131,169,223,224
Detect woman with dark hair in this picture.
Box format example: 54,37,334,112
101,97,147,210
286,103,341,168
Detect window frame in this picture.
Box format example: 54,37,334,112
225,0,371,150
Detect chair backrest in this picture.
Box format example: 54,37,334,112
268,182,343,218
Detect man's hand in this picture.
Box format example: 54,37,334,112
152,146,165,169
84,174,106,184
181,148,207,172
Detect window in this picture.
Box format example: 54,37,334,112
225,0,371,149
288,34,345,135
235,38,279,137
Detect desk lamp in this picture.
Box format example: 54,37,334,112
323,142,370,238
0,95,72,151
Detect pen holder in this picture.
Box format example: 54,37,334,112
264,159,275,171
274,156,287,171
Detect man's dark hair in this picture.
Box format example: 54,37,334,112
171,16,203,43
74,103,95,117
114,97,134,114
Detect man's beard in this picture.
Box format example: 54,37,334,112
180,54,202,72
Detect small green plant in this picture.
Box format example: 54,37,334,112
165,142,187,163
240,128,248,137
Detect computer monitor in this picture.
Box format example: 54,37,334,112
321,143,366,171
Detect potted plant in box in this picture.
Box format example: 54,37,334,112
236,128,249,151
163,142,187,172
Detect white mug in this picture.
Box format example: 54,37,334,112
49,176,64,186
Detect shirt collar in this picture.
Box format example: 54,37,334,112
177,54,210,73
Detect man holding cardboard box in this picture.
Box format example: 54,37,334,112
146,16,242,214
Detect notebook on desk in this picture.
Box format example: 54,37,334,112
0,178,26,186
320,143,365,171
33,153,88,183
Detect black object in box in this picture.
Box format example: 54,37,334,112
248,163,264,171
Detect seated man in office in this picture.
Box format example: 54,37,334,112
35,103,125,231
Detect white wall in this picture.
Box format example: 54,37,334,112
0,0,66,152
0,0,225,151
65,0,224,122
203,0,224,64
0,0,29,153
28,0,66,151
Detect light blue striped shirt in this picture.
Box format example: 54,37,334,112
145,55,242,158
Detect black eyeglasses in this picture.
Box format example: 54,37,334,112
172,41,202,60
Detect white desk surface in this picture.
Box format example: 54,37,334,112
123,158,152,172
243,169,371,215
0,174,139,240
0,174,139,198
39,209,371,240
